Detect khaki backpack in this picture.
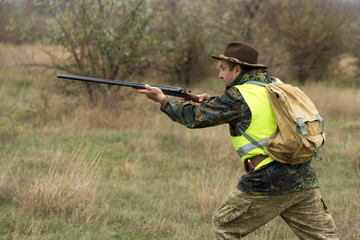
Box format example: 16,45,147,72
245,80,326,165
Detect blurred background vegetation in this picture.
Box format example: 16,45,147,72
1,0,359,93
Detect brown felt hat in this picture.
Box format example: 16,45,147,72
211,41,268,69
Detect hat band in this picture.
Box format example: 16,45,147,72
219,54,267,68
220,54,252,65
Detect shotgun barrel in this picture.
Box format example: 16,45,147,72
57,74,200,102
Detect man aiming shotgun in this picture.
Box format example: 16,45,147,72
136,42,338,239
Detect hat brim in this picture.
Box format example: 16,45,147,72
211,55,268,69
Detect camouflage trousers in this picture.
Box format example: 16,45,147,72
212,188,338,240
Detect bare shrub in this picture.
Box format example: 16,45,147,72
0,0,8,42
268,0,344,84
150,0,212,86
205,0,270,45
44,0,153,104
0,1,48,43
344,2,360,75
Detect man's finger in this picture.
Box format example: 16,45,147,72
135,88,148,94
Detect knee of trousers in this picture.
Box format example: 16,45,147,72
211,210,224,233
211,188,252,237
211,211,246,239
211,208,243,233
211,211,219,228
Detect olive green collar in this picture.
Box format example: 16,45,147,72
230,69,269,87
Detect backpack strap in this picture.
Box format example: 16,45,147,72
296,117,308,135
245,81,267,86
315,147,322,161
247,80,310,136
240,80,277,150
269,77,278,83
239,129,265,151
239,81,269,150
315,114,326,135
245,77,279,86
314,114,326,162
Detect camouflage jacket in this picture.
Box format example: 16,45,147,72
160,69,319,195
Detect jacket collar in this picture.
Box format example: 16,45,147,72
231,68,270,87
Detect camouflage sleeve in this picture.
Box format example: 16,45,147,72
160,87,251,129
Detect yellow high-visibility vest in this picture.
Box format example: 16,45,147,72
230,83,276,170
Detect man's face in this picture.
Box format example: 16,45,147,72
218,60,238,86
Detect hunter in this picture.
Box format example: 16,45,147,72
136,41,338,240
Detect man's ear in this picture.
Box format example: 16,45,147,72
234,64,242,77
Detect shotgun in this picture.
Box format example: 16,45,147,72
57,74,200,102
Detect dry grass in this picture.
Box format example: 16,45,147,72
303,84,360,118
0,160,13,198
0,42,70,67
7,146,103,223
1,43,360,239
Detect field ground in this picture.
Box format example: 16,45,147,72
0,44,359,239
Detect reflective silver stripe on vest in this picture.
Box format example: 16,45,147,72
236,137,268,158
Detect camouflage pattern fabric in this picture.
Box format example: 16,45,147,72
160,69,318,195
238,160,318,195
212,187,338,239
